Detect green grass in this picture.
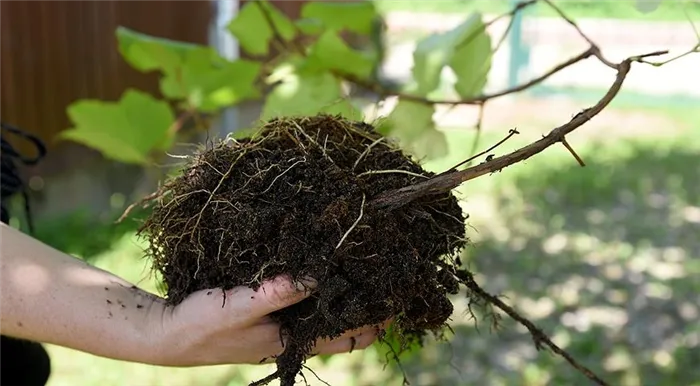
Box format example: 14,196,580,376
33,103,700,385
374,0,700,22
390,109,700,386
531,85,700,111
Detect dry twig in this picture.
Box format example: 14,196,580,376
369,53,667,211
458,270,610,386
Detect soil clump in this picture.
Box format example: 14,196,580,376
138,114,469,386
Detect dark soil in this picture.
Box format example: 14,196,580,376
138,114,469,386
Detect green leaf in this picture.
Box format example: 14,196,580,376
227,0,296,56
159,48,262,112
60,89,175,165
321,99,364,121
116,27,202,73
295,18,326,36
117,27,261,111
411,12,492,97
229,127,260,140
635,0,665,13
305,30,376,79
377,99,447,160
300,1,378,34
409,126,449,160
261,72,360,120
449,14,492,98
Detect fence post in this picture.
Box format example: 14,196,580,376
210,0,241,136
507,0,530,90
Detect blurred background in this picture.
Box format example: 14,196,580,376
2,0,699,385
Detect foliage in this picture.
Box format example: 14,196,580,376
56,1,499,366
54,1,697,381
41,115,700,385
409,12,491,98
60,0,494,164
60,90,175,164
59,0,694,165
374,0,700,21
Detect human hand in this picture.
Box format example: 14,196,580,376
150,276,386,366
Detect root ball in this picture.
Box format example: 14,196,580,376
138,114,468,385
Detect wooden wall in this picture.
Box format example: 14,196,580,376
0,0,212,175
0,0,356,220
0,1,212,219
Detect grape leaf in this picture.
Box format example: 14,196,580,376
449,13,492,98
227,0,296,56
60,89,175,165
295,18,326,36
261,72,360,120
377,99,447,160
159,48,262,112
409,126,449,160
304,30,376,79
320,98,364,121
117,27,261,111
116,27,202,73
300,1,378,34
412,12,492,97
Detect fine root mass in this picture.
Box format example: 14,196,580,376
137,114,476,385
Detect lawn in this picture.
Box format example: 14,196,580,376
373,0,700,21
31,99,700,386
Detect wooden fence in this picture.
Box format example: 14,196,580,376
0,1,354,220
0,0,212,175
0,0,213,219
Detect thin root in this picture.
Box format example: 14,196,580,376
335,194,366,250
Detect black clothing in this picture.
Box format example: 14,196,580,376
0,122,51,386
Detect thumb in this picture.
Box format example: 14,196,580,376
247,275,317,317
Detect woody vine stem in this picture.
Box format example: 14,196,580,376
255,0,697,385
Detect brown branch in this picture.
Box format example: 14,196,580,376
340,47,596,105
485,0,539,30
255,0,682,113
561,137,585,167
449,0,538,62
368,54,661,211
687,6,700,41
541,0,617,69
256,0,595,107
458,270,610,386
491,3,522,54
254,0,302,55
466,102,487,167
446,127,520,173
639,43,699,66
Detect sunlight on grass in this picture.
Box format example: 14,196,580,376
373,0,700,21
41,102,700,386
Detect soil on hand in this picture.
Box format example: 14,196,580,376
138,114,469,386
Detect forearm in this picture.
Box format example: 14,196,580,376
0,223,167,364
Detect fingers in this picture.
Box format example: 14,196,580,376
255,327,381,364
313,319,391,353
312,328,379,355
251,320,391,364
245,275,317,318
318,322,386,344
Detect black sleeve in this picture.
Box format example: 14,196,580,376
0,122,52,386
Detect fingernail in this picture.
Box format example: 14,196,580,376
295,276,318,292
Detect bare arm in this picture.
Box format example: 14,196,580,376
0,223,382,366
0,223,166,364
